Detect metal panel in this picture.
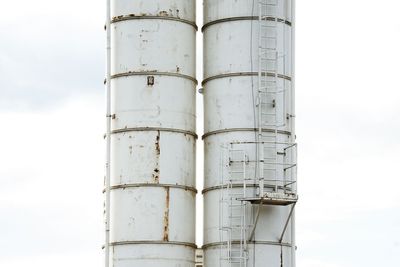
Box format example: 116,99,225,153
203,0,291,26
110,244,195,267
204,190,293,245
106,0,197,266
203,244,293,267
111,20,196,78
203,132,292,189
112,0,196,22
110,187,195,243
203,20,291,79
111,131,196,188
111,76,196,133
203,77,292,134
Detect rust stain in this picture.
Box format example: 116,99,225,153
113,15,123,20
159,11,168,17
163,187,170,241
155,131,160,155
152,131,161,183
153,168,160,183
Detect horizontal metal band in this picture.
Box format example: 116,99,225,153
109,183,197,194
202,128,292,140
202,72,291,86
202,183,292,194
111,15,198,30
110,240,197,249
111,127,198,139
202,16,291,31
112,71,198,85
202,240,292,249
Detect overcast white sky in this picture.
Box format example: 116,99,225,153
0,0,399,266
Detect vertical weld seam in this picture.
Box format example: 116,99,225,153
163,187,170,241
153,130,161,183
112,246,115,267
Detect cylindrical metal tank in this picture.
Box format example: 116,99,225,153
106,1,197,266
202,0,296,266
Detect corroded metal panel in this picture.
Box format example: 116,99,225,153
112,0,196,22
111,131,196,187
203,0,292,26
111,20,196,78
110,187,195,243
111,76,196,132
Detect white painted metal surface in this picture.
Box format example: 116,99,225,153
202,0,296,266
203,21,292,79
105,1,197,266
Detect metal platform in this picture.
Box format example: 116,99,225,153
239,192,298,206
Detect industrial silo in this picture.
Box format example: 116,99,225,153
104,0,197,266
202,0,297,266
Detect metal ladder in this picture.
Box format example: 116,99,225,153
257,0,287,196
220,148,249,267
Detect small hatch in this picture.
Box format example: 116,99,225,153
147,76,155,86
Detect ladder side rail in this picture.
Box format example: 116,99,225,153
219,144,227,267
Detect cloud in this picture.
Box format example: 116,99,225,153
0,95,104,264
0,0,104,111
297,209,400,267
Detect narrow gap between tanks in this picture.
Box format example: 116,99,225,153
195,0,205,249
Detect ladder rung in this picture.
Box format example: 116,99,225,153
260,20,277,25
260,2,278,7
261,16,278,20
229,193,245,196
229,225,245,228
260,36,277,39
260,90,281,93
229,203,244,207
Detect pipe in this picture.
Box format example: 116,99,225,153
291,1,296,266
257,0,264,198
105,0,111,266
247,200,262,242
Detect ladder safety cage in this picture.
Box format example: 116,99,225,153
219,144,250,267
258,0,286,129
218,141,297,266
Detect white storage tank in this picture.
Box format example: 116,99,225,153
202,0,297,266
105,1,197,266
